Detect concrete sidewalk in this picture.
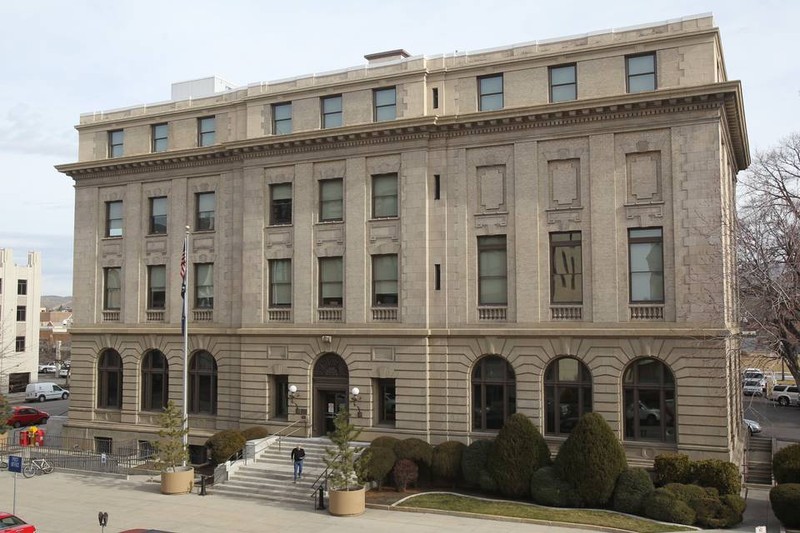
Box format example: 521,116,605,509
0,471,784,533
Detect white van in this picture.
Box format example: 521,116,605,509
25,382,69,402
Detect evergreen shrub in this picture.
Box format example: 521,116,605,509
530,466,584,508
240,426,269,440
371,436,400,451
361,446,396,490
653,453,692,486
773,444,800,484
691,459,741,495
611,467,654,515
205,429,247,465
642,488,696,525
770,483,800,529
487,413,551,499
462,440,493,489
431,441,466,484
393,458,419,492
395,438,434,466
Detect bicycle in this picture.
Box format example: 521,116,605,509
22,458,53,478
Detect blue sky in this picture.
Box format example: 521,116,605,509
1,0,798,296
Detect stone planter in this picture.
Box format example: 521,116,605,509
328,486,366,516
160,466,194,495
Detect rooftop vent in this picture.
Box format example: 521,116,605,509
364,49,410,65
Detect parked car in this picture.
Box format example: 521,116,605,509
58,368,69,378
0,511,36,532
24,382,69,402
626,400,661,424
743,379,764,396
37,364,56,374
744,418,762,436
769,384,799,406
6,406,49,428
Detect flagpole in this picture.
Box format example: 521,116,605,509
182,226,190,466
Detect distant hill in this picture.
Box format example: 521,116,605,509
42,295,73,311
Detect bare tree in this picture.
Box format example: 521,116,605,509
738,133,800,384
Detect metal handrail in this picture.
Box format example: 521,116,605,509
274,418,307,453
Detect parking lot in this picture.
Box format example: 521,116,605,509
743,393,800,441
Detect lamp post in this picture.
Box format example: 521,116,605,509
350,387,361,417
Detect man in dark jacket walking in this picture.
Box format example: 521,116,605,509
291,445,305,482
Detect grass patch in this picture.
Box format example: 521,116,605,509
397,493,695,533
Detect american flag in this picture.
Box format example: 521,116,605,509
180,240,187,298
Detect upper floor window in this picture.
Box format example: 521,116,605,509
273,103,292,135
478,74,503,111
98,349,123,409
106,200,123,238
195,192,215,232
149,196,167,235
16,305,26,322
623,358,675,443
269,259,292,308
550,231,582,304
627,53,656,93
147,265,166,310
472,355,516,430
270,183,292,225
372,173,398,218
141,350,168,412
372,254,398,307
322,95,343,128
103,267,121,310
549,64,577,102
189,351,217,415
16,279,26,295
319,257,343,307
152,123,168,152
198,116,216,146
374,87,396,122
108,129,124,158
544,357,592,435
319,178,343,222
15,336,25,352
195,263,214,309
629,228,664,303
478,235,507,306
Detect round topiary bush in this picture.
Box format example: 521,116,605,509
431,441,466,485
653,453,692,486
395,437,434,466
462,440,494,489
530,466,584,508
771,483,800,528
691,459,741,496
393,458,419,492
612,467,654,515
487,413,551,499
553,412,627,507
642,487,696,525
361,446,396,489
773,444,800,484
205,429,247,465
240,426,269,440
371,435,400,451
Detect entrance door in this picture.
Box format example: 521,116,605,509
323,390,348,434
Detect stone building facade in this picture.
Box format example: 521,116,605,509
57,14,749,466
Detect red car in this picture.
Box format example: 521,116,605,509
6,406,49,428
0,512,35,532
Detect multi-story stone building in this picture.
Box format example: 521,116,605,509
57,14,749,466
0,248,41,393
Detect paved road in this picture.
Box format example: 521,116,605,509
743,394,800,441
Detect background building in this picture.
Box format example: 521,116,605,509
0,248,41,392
57,14,748,466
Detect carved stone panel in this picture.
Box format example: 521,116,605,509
267,345,288,359
478,165,506,212
368,219,400,243
315,224,344,247
627,151,662,203
101,241,123,263
266,228,294,252
549,159,580,209
474,214,508,232
371,347,395,362
625,204,665,226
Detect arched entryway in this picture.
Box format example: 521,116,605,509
312,352,349,436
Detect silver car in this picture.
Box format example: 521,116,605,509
744,418,762,436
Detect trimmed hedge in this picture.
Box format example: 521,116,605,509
771,483,800,528
664,483,744,528
371,436,400,451
611,468,654,515
553,412,627,507
395,438,434,466
530,466,584,508
393,458,419,492
642,488,696,525
432,441,466,484
205,429,247,465
240,426,269,441
691,459,741,496
361,446,396,489
487,413,551,499
773,444,800,484
462,440,495,491
653,453,692,486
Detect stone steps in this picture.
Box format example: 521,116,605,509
745,435,773,485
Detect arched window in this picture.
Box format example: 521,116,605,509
544,357,592,435
472,356,516,430
141,350,169,411
623,358,676,442
98,349,123,409
189,351,217,415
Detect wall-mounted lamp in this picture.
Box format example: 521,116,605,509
350,387,362,418
288,384,299,413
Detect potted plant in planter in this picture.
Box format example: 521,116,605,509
324,408,366,516
154,400,194,495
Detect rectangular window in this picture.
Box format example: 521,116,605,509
372,254,398,306
629,227,664,302
434,174,440,200
152,123,168,152
15,337,25,352
377,378,396,425
478,235,507,305
478,74,503,111
319,257,343,307
550,232,583,304
149,196,168,235
108,129,124,158
198,116,216,146
269,259,292,308
94,437,113,454
627,53,656,93
273,375,289,419
147,265,166,310
106,200,123,237
273,102,292,135
372,173,398,218
434,264,441,291
104,267,121,310
195,263,214,309
374,87,397,122
432,87,439,109
270,183,292,225
549,64,577,102
16,305,26,322
195,192,215,231
16,279,26,295
319,178,343,222
322,95,343,129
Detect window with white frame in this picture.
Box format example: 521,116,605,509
270,183,292,225
103,267,121,310
195,263,214,309
550,231,582,304
269,259,292,308
147,265,166,310
478,235,507,305
106,201,123,237
319,257,343,307
149,196,167,235
372,173,398,218
195,192,215,231
319,178,343,222
628,228,664,303
372,254,398,306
